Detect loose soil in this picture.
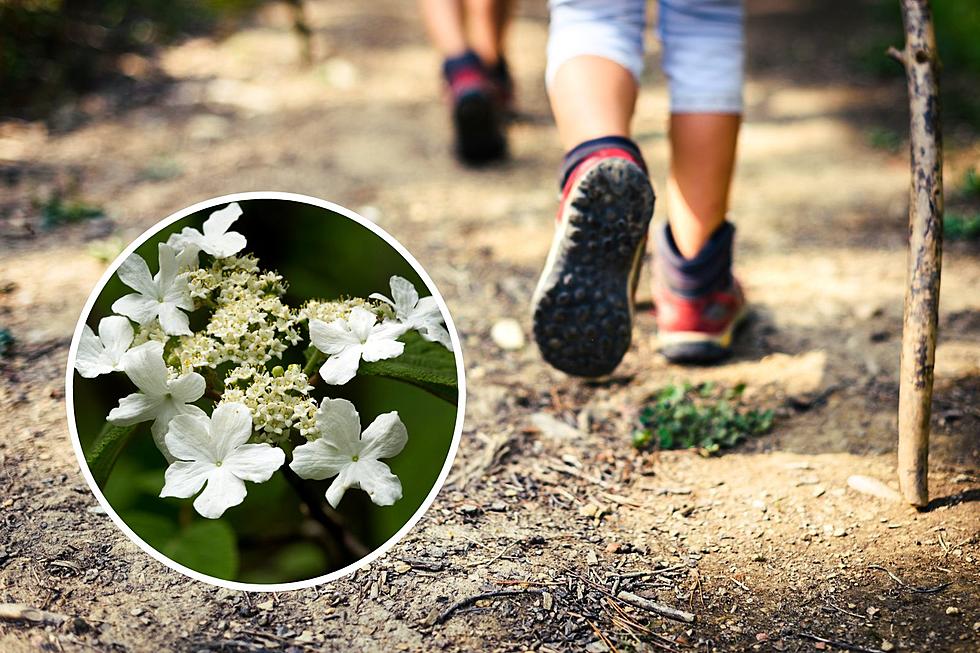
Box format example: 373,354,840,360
1,1,978,651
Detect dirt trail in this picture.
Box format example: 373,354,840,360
1,1,978,651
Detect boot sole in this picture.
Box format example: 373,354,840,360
531,158,655,377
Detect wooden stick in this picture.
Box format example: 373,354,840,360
893,0,944,507
615,591,695,624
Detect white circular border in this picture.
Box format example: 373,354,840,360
65,191,467,592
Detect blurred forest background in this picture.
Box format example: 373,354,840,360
72,199,458,584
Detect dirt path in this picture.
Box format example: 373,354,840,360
1,1,978,651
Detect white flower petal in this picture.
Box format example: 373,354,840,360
315,398,363,452
108,392,163,425
367,292,395,308
167,371,205,403
389,276,420,316
324,465,358,508
202,203,243,238
116,253,157,297
318,346,362,385
165,413,218,463
346,306,377,342
359,411,408,461
164,276,195,310
419,322,453,350
345,459,403,507
205,232,247,258
309,318,358,354
75,325,114,378
158,302,192,336
223,443,284,482
360,336,403,363
210,402,254,459
290,438,355,481
111,293,160,326
156,243,179,290
119,341,169,395
160,460,213,498
174,243,201,270
193,468,247,519
97,316,134,363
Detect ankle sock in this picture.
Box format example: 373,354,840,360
560,136,646,189
655,221,735,298
443,50,485,84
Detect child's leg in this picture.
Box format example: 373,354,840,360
464,0,513,68
659,0,743,258
418,0,508,163
532,0,655,377
653,0,746,363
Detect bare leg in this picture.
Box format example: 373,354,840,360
548,56,637,151
418,0,468,58
464,0,514,67
666,113,740,258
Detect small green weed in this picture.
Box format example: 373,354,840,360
0,328,13,358
40,195,104,228
944,212,980,241
632,382,774,455
960,167,980,199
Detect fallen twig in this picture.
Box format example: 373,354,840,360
868,565,951,593
615,591,695,623
0,603,68,625
434,589,544,625
794,631,885,653
543,460,611,489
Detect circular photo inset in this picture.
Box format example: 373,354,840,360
66,193,464,590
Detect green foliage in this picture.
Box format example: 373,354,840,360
960,167,980,199
0,328,12,357
632,382,774,455
40,195,104,229
358,331,458,404
124,511,239,579
87,423,138,488
866,127,903,153
944,213,980,241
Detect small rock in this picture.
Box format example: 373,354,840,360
605,542,622,554
490,319,525,350
812,486,826,498
751,500,767,513
946,606,960,615
881,640,895,652
392,562,411,574
542,592,554,611
487,502,507,512
256,600,275,611
295,631,315,644
586,550,599,565
756,633,768,642
129,608,143,617
847,475,902,502
579,503,599,517
529,413,581,440
832,527,847,537
867,607,880,617
458,503,480,516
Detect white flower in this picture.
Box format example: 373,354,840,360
290,398,407,508
370,275,451,350
160,403,285,519
169,203,247,263
309,306,405,385
75,316,134,378
107,341,206,460
111,243,194,336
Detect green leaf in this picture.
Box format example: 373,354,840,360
162,520,239,580
86,423,138,488
358,330,458,404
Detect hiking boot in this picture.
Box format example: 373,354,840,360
531,149,655,377
444,53,506,164
652,276,747,364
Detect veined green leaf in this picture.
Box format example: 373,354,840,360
86,423,138,488
358,330,458,404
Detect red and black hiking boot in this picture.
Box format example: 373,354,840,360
531,147,655,377
652,277,747,364
444,53,506,164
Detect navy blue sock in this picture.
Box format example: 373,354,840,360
443,50,484,83
560,136,646,189
655,221,735,297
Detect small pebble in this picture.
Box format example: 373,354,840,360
881,641,895,652
256,600,274,611
458,504,480,515
490,319,525,350
392,562,411,574
946,606,960,615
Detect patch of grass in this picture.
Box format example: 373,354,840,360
866,127,903,153
632,382,774,455
944,212,980,241
0,328,13,358
39,195,105,228
960,167,980,199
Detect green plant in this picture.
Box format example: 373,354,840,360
960,167,980,199
40,195,104,228
632,382,774,455
0,328,13,357
944,212,980,241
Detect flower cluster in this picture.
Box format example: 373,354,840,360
76,203,453,519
